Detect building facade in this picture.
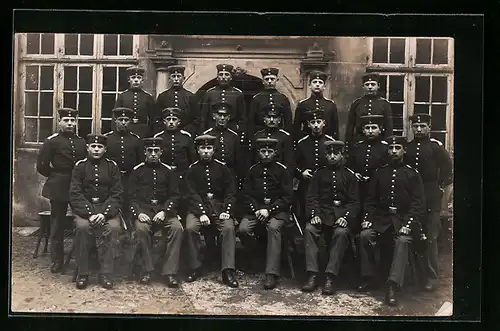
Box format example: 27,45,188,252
12,34,454,225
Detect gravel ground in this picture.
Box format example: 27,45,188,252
10,230,452,316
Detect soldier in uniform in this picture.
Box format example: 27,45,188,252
292,70,339,143
358,135,425,306
238,137,293,290
405,113,453,291
37,107,87,273
302,140,360,295
128,137,183,287
247,67,292,138
198,64,247,144
346,72,394,151
294,109,336,227
346,114,390,233
155,65,199,136
183,134,239,288
114,66,156,138
251,103,295,174
69,134,124,290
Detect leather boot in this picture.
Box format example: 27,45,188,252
322,273,336,295
50,261,63,273
263,274,277,290
165,275,179,288
186,268,201,283
76,275,88,289
385,282,398,306
222,269,239,288
301,273,318,292
139,272,151,285
99,274,114,289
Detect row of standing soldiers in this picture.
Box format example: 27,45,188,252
36,64,452,307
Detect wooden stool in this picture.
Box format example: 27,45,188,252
33,210,74,259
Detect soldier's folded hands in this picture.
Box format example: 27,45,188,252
310,216,322,225
153,211,166,223
361,221,372,229
138,213,151,223
200,214,211,226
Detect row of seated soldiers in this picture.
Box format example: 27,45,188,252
37,104,452,307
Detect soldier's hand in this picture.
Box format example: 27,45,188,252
261,209,269,218
335,217,347,228
138,213,151,223
153,211,166,223
310,216,322,225
95,213,105,226
361,221,372,229
399,226,411,236
219,212,230,220
170,165,177,171
302,169,314,179
256,209,267,222
200,214,211,226
354,172,364,182
89,214,98,226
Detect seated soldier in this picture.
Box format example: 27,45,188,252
127,137,183,287
302,140,360,295
69,134,123,290
238,137,293,290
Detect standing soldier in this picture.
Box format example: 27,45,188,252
198,64,247,144
405,113,453,291
346,72,394,151
292,70,339,143
184,134,239,288
128,137,183,287
294,109,335,227
37,108,87,273
115,66,156,138
248,67,292,138
358,135,425,306
238,137,293,290
69,134,124,290
155,65,199,136
302,140,360,295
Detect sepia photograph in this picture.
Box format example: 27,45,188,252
11,32,455,317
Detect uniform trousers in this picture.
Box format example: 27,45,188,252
238,216,285,276
184,213,236,272
134,218,183,275
423,211,441,282
74,215,122,276
304,223,350,276
49,200,70,263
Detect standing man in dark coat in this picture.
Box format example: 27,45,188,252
292,70,339,144
405,113,453,291
238,137,293,290
69,134,124,290
127,137,183,287
302,140,360,295
155,65,199,136
183,134,239,288
346,72,393,151
248,67,292,138
358,135,426,306
36,107,87,273
114,66,156,138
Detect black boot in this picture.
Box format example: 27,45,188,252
186,268,201,283
385,281,398,306
99,274,114,289
263,274,277,290
357,276,376,292
139,272,151,285
50,261,63,273
301,273,318,292
76,275,88,289
165,275,179,288
222,269,239,288
322,273,336,295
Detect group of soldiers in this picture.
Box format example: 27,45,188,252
36,63,453,306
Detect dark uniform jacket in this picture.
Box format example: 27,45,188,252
199,86,246,133
114,88,156,138
346,95,393,146
203,127,245,177
69,157,123,219
405,137,453,211
127,161,181,219
292,94,339,143
185,159,237,218
252,128,295,174
37,131,87,202
155,86,199,135
241,161,293,222
248,89,292,137
153,129,197,174
347,136,390,181
306,165,360,226
363,161,425,234
295,133,336,179
103,130,144,176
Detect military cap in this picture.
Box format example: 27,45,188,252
386,135,408,146
112,107,134,119
166,65,186,75
360,114,384,127
194,134,217,147
309,70,328,82
261,103,283,117
212,102,232,114
143,137,163,148
324,139,345,152
57,107,78,118
87,133,107,146
304,108,325,121
126,66,145,76
255,137,279,150
260,67,279,77
362,72,380,83
409,113,432,124
216,64,234,73
161,107,183,119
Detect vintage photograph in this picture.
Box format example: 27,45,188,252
11,33,454,316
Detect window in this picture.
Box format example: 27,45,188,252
17,33,140,146
377,74,406,136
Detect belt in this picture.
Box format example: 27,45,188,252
264,197,272,205
388,206,398,214
333,200,342,207
132,118,139,123
151,199,159,205
91,197,100,203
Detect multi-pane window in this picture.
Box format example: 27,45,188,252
377,74,406,136
100,65,130,133
26,33,56,55
372,38,407,65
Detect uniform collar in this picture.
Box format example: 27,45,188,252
390,159,405,168
364,136,382,143
59,130,75,137
327,163,342,170
88,157,103,165
116,129,130,136
128,87,142,92
311,92,323,99
145,161,160,168
414,135,430,142
310,132,324,140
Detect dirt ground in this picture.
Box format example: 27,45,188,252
10,229,452,316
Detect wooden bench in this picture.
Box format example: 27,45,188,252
33,210,75,259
